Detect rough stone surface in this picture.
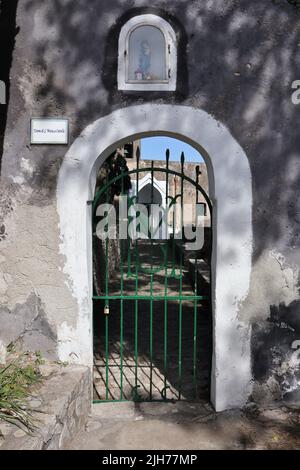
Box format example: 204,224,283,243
0,364,91,450
0,189,78,360
1,0,300,405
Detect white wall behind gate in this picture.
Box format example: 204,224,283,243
57,104,253,411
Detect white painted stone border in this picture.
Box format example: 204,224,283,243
57,104,253,411
118,14,177,91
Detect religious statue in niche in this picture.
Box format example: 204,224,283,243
135,40,151,80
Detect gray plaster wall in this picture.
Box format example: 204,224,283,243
0,0,300,402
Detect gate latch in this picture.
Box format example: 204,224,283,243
104,305,110,316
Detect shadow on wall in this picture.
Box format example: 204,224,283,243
15,0,300,261
251,299,300,403
22,2,189,134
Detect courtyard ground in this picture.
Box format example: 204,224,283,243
67,400,300,450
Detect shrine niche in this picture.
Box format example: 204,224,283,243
118,14,177,91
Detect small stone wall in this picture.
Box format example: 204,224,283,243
0,364,91,450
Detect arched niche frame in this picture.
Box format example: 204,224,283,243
118,14,177,91
57,104,253,412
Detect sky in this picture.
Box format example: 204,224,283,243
141,136,204,162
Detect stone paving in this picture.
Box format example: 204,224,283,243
93,240,211,402
68,401,300,450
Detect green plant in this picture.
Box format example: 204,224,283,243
0,355,41,431
6,342,16,353
54,360,68,367
34,351,45,366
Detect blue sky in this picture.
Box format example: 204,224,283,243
141,136,204,162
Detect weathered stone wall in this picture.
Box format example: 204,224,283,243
0,0,300,404
0,364,91,450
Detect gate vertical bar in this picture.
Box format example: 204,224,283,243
149,273,153,399
193,165,200,398
104,170,110,400
178,151,184,399
149,160,154,399
120,170,125,399
163,149,170,397
134,146,140,398
171,175,176,277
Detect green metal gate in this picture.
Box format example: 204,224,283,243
92,150,212,403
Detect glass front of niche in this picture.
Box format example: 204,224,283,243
128,25,167,82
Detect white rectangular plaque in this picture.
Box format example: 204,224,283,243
30,118,69,144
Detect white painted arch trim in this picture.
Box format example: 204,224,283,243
57,104,253,411
118,14,177,91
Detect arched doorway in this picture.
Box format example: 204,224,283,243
137,182,163,239
57,104,253,411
